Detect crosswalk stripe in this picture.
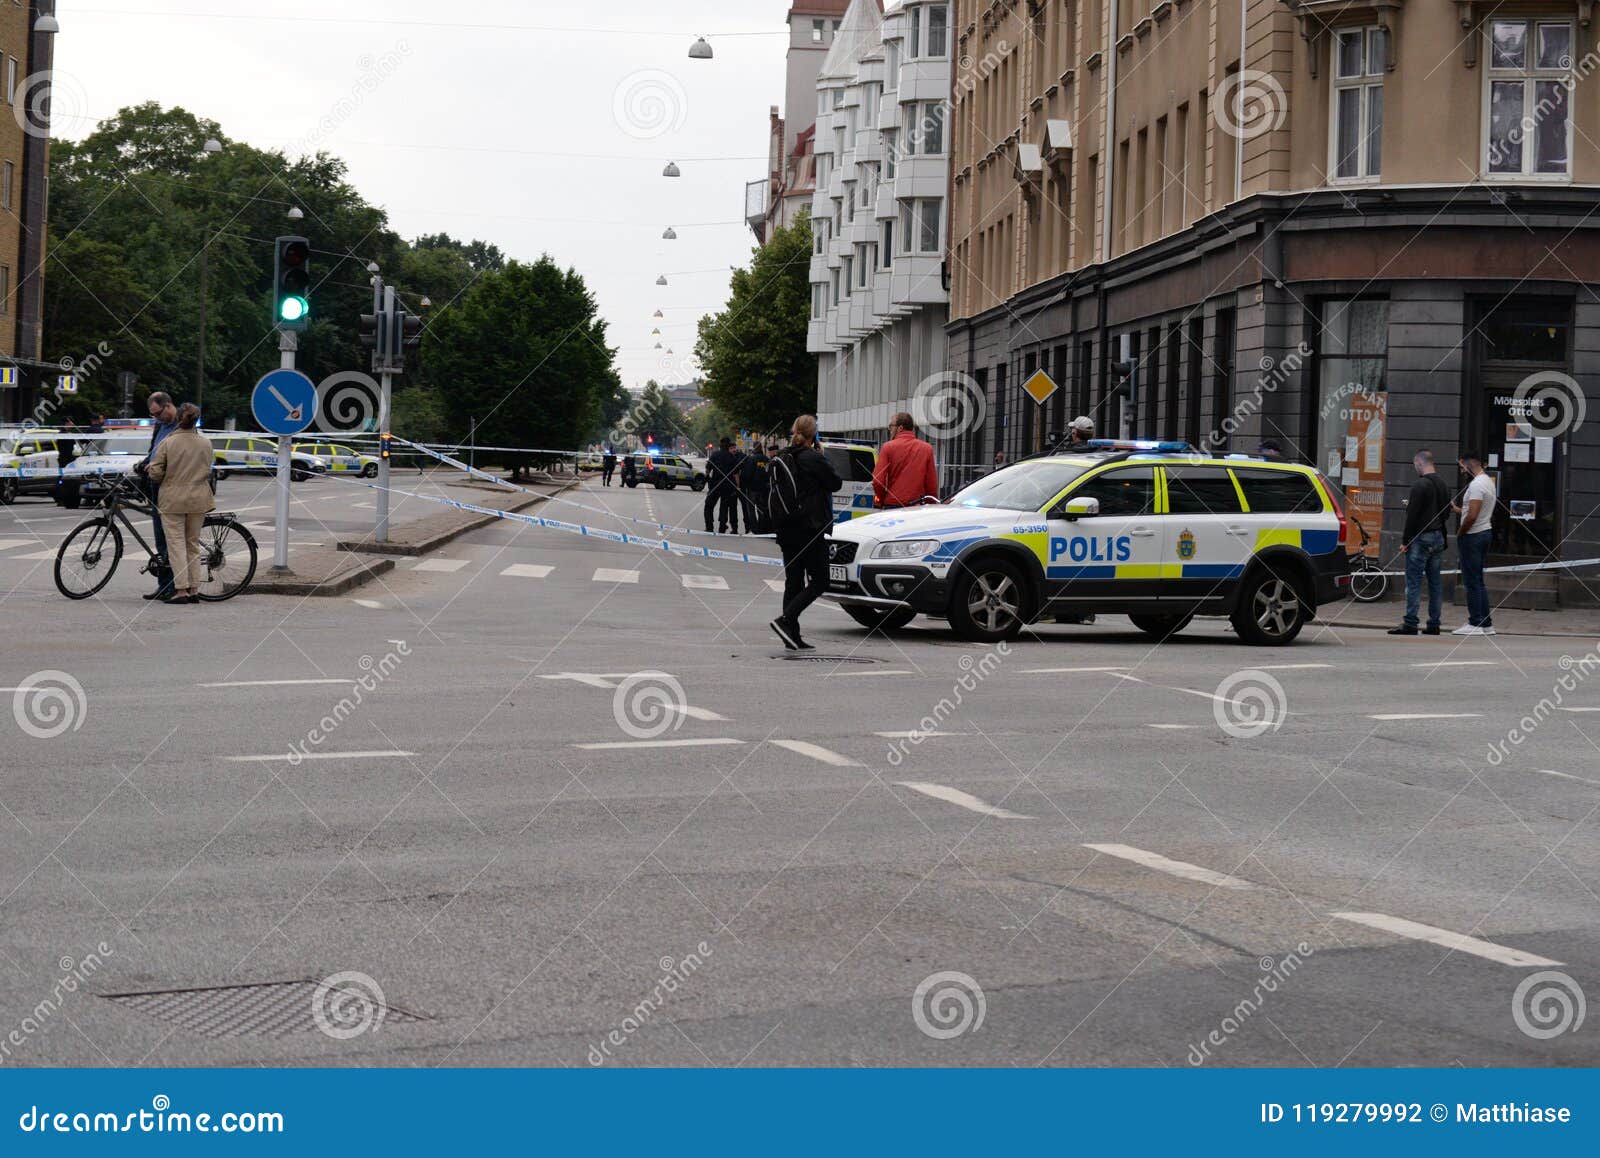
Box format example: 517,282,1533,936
1083,843,1257,890
770,739,860,767
593,568,639,584
1329,912,1561,967
681,574,729,590
10,549,57,561
575,738,744,750
412,558,470,573
0,539,38,551
1369,712,1481,721
500,563,553,578
897,782,1033,819
766,579,785,592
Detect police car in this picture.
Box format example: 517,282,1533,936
213,436,328,482
624,452,706,491
819,437,878,523
294,441,380,478
823,441,1351,646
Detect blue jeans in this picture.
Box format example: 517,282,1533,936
1403,530,1445,628
1458,530,1493,627
148,483,174,596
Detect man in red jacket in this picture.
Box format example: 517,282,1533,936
873,412,940,509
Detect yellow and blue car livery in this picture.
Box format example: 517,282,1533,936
819,440,879,523
823,441,1352,645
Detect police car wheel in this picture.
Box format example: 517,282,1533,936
0,479,15,504
653,478,667,490
1129,612,1193,639
1232,573,1308,646
215,470,230,482
950,559,1028,642
844,605,917,632
362,464,378,478
691,477,706,492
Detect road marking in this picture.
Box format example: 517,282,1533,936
352,501,375,509
593,568,639,584
227,749,413,763
500,563,553,579
1535,769,1600,788
1557,706,1600,713
831,669,914,677
1369,712,1482,721
765,579,785,592
540,672,619,688
665,704,730,722
1148,723,1200,730
1329,912,1561,967
200,678,353,688
1411,660,1498,668
412,558,470,573
874,730,965,738
11,549,57,560
1253,663,1335,671
770,739,861,767
0,539,36,551
352,598,384,609
897,782,1033,819
574,738,745,750
231,505,273,513
681,574,729,590
1083,843,1257,890
1022,666,1131,674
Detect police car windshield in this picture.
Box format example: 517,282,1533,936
949,461,1093,512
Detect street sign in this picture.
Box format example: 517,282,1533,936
57,374,79,394
251,368,317,435
1022,369,1058,405
0,365,16,387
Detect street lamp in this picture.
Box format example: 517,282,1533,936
662,227,677,240
194,137,224,410
688,37,713,60
35,13,59,33
287,205,304,221
662,162,681,178
656,275,668,286
652,309,664,319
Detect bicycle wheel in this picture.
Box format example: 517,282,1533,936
195,516,258,601
55,518,124,600
1348,558,1388,603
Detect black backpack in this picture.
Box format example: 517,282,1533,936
768,449,806,529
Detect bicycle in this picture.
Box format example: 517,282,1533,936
54,473,258,601
1347,515,1389,603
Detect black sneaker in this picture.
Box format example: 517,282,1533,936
1387,625,1418,636
1422,625,1442,636
770,617,800,651
143,590,173,601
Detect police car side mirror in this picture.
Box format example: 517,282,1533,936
1057,496,1100,521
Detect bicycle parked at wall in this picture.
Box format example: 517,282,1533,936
1347,515,1388,603
53,474,258,601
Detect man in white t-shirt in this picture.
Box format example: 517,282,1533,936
1453,452,1496,636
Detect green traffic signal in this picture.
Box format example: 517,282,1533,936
279,296,309,322
273,235,311,331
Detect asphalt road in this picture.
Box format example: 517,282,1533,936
0,470,1596,1067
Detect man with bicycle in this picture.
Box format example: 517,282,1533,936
133,392,180,601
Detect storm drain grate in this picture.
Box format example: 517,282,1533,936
103,980,427,1038
780,654,880,665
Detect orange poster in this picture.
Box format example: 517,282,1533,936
1343,390,1386,558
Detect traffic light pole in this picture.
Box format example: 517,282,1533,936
273,330,297,572
376,369,392,543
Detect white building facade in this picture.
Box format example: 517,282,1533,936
807,0,950,442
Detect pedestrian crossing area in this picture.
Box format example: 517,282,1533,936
388,557,777,593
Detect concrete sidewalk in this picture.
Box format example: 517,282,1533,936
1325,598,1600,638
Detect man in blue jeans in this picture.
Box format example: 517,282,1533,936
1453,451,1497,636
1389,450,1452,636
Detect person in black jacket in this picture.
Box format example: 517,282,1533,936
706,437,745,534
1389,449,1453,636
769,415,842,650
740,444,770,534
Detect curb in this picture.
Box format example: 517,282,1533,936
247,554,396,598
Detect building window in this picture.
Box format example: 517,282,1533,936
5,58,14,105
884,131,898,177
881,220,894,267
814,218,827,255
885,41,900,90
841,255,852,297
909,4,950,59
0,265,9,315
1486,19,1572,177
1,160,11,212
812,283,826,319
911,102,944,154
812,19,825,43
831,270,840,306
1330,29,1384,181
858,244,874,287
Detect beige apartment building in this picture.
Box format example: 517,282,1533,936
948,0,1600,603
0,2,53,423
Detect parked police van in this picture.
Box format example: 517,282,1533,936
823,441,1352,645
818,437,877,523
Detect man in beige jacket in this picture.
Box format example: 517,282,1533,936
145,403,215,604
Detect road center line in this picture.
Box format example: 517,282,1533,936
574,738,745,750
1083,843,1257,890
1021,666,1131,674
227,749,412,763
897,782,1033,819
1369,712,1482,721
830,669,914,677
1411,660,1498,668
1329,912,1561,967
665,704,730,722
770,739,861,767
200,679,353,688
874,730,965,738
1535,768,1600,788
1253,663,1336,670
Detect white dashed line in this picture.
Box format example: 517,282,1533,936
831,669,914,677
1329,912,1561,967
1369,713,1482,721
412,558,470,573
0,539,37,551
664,704,730,722
1535,769,1600,788
1253,663,1336,671
770,739,861,767
593,568,640,584
574,738,745,750
681,574,729,590
874,730,965,738
1083,843,1257,890
765,579,785,592
1411,660,1498,668
1022,666,1132,674
200,679,353,688
1557,706,1600,713
352,599,384,609
501,563,553,578
10,550,57,561
227,749,412,763
896,782,1033,819
1148,723,1201,730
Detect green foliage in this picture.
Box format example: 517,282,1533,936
694,210,816,431
390,384,448,444
685,399,732,452
424,257,618,477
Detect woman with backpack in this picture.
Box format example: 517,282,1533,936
767,415,842,651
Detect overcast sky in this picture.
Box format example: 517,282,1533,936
54,1,797,391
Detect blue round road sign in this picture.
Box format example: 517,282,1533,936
252,369,318,436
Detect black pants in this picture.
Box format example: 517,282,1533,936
778,526,829,625
601,464,614,486
705,489,739,532
743,491,768,535
147,484,173,595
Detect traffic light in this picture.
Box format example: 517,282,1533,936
273,235,311,330
400,310,423,358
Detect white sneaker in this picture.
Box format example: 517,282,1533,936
1452,624,1484,636
1481,626,1497,636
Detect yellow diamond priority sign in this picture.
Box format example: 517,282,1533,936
1022,369,1058,405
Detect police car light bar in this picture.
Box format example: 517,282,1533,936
1083,439,1196,453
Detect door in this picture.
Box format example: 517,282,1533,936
1044,466,1164,603
1159,464,1253,601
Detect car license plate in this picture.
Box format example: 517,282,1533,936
829,565,848,583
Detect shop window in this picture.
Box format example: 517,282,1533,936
1314,299,1388,556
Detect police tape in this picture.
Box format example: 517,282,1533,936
324,470,784,567
0,466,136,479
1362,557,1600,579
388,435,779,541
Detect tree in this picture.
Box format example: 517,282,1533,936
424,257,617,479
695,210,815,431
630,381,687,449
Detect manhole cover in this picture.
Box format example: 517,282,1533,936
103,980,427,1038
780,654,880,664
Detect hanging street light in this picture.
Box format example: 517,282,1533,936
662,227,677,240
662,162,681,177
688,37,713,60
656,275,668,286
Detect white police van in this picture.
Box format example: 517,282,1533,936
824,441,1352,645
213,436,328,482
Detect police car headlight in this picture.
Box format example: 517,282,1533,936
873,539,939,560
